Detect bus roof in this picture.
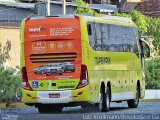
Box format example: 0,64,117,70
27,14,136,26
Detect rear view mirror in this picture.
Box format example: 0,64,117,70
139,38,150,58
145,45,150,57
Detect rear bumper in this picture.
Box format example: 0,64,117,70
38,90,72,103
22,85,89,104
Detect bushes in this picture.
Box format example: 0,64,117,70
114,10,148,35
0,65,21,102
75,0,95,14
145,58,160,89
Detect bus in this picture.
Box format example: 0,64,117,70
20,14,150,113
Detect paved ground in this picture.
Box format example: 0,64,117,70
0,102,160,120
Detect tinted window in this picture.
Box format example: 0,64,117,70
133,28,140,55
87,22,95,49
108,24,117,51
87,22,139,55
103,25,110,51
95,23,102,51
116,26,124,52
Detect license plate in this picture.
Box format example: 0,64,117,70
49,93,60,98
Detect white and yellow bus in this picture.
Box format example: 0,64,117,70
20,15,150,113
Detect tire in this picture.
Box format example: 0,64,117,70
127,85,140,108
38,104,63,114
72,70,75,72
34,71,37,74
59,72,62,75
106,86,111,112
98,87,106,112
51,105,63,113
38,105,51,114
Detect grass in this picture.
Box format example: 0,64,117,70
0,102,29,109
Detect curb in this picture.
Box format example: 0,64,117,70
144,89,160,99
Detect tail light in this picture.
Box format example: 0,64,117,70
74,15,79,19
77,64,89,89
21,67,32,91
25,17,30,22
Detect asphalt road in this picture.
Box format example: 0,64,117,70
0,102,160,120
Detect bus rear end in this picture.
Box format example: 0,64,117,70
20,16,89,112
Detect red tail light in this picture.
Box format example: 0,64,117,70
22,67,28,82
25,17,30,22
74,15,79,19
77,64,89,89
21,67,32,91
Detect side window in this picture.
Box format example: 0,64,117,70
103,25,110,51
87,22,139,54
116,26,124,52
129,27,138,53
95,23,102,50
100,23,104,50
108,24,117,51
135,28,141,39
133,28,141,56
122,26,131,52
87,22,95,49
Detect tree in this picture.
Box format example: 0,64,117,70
146,17,160,54
75,0,95,14
114,10,148,35
145,58,160,89
0,65,21,102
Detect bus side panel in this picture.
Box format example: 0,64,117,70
20,19,26,69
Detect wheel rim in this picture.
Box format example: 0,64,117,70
99,92,103,111
106,90,110,109
135,86,140,105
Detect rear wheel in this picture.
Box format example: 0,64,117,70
38,105,51,114
98,87,106,112
71,69,75,72
127,85,140,108
106,86,111,112
38,104,63,113
51,105,63,113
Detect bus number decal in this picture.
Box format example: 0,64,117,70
95,57,111,64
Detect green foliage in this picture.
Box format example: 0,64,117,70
0,65,21,102
131,10,148,35
145,58,160,89
75,0,95,14
146,17,160,49
114,12,132,18
114,10,160,55
114,10,148,34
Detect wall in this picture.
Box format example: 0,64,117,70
144,90,160,99
0,27,20,68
